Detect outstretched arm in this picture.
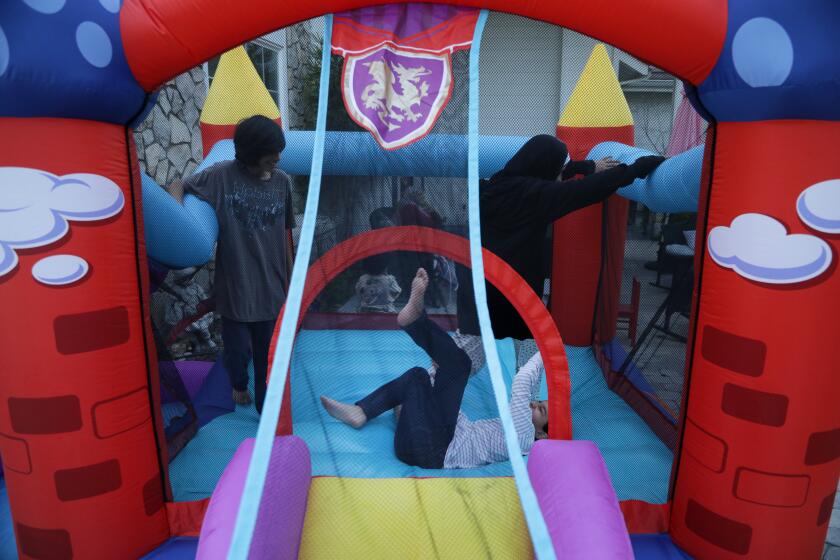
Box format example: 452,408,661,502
164,179,185,205
286,229,295,290
560,157,620,180
509,352,544,451
164,164,220,207
560,159,595,179
539,155,665,223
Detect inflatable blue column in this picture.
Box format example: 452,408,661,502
588,143,705,213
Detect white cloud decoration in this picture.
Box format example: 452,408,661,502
0,167,124,278
0,241,17,277
797,179,840,234
708,213,832,285
32,254,89,286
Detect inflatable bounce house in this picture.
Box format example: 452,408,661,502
1,1,839,559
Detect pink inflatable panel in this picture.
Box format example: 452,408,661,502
528,439,633,559
196,436,311,560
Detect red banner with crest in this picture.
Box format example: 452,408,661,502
332,4,480,150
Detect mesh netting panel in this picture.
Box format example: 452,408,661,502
608,206,702,422
286,27,543,553
475,12,703,506
295,244,521,473
604,76,708,435
137,18,329,502
147,261,203,461
592,96,707,456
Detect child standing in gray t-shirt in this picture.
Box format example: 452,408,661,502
165,115,295,413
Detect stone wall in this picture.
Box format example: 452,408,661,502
132,24,316,182
284,20,322,131
133,66,207,186
134,67,213,356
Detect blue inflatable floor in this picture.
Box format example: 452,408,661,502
631,534,694,559
292,329,520,478
140,537,199,560
564,344,672,503
1,477,16,560
169,396,260,502
169,329,671,503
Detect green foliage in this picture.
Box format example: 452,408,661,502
298,50,363,132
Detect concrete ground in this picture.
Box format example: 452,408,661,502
616,234,688,418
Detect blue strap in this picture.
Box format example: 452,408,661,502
466,11,556,560
226,15,333,560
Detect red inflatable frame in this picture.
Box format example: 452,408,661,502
2,2,838,559
120,0,727,91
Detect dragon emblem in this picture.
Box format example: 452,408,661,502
361,60,432,130
344,46,450,149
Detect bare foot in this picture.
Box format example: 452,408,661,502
398,268,429,327
232,389,252,405
320,396,367,429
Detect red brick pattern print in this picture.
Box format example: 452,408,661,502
720,384,788,427
733,467,810,508
8,396,82,435
143,474,165,516
54,460,122,501
804,428,840,465
818,493,834,526
0,120,170,559
683,419,728,473
670,121,840,560
685,499,753,555
0,432,32,474
16,524,73,560
702,326,766,377
92,387,151,439
53,306,130,355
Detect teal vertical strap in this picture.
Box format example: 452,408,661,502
466,10,556,560
226,15,333,560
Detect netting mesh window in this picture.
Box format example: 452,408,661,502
133,9,709,556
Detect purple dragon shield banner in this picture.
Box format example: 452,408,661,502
332,4,479,150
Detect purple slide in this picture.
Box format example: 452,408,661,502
527,439,633,559
196,436,311,560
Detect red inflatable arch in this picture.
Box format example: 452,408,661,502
267,226,573,439
120,0,726,90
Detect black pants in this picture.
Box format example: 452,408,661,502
356,313,472,468
221,317,275,414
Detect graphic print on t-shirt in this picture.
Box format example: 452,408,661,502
224,182,285,232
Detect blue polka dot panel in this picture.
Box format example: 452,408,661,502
693,0,840,122
0,0,147,123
